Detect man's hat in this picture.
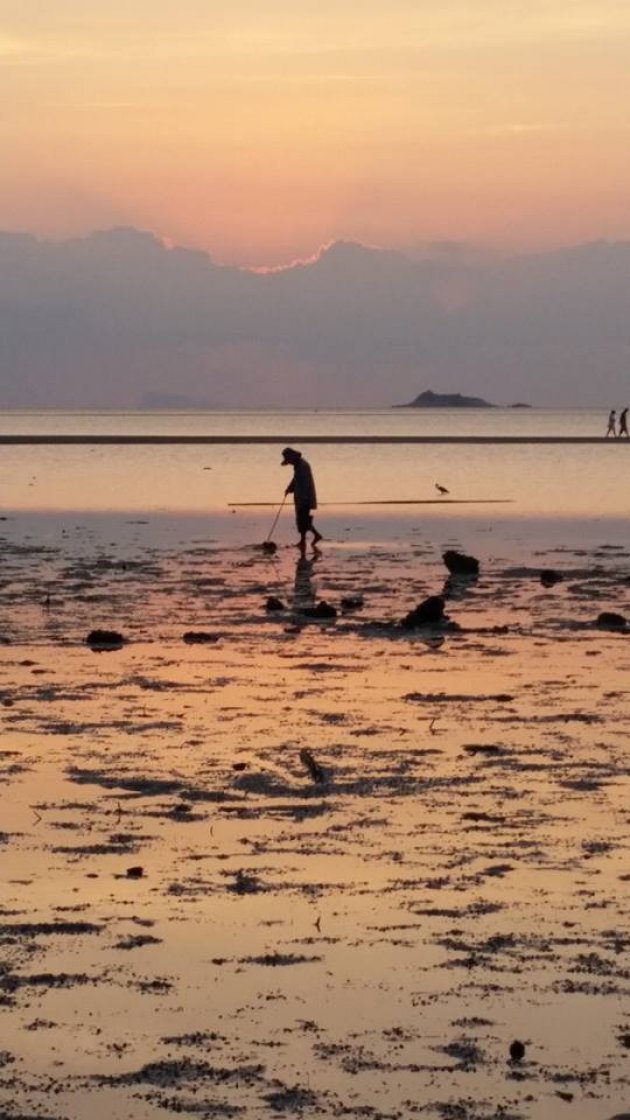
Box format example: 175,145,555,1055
281,447,301,465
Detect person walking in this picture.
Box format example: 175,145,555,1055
619,408,629,437
606,409,617,437
281,447,322,550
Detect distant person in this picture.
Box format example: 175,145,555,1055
281,447,322,550
619,408,629,437
606,409,617,437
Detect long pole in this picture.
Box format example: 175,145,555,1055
265,493,288,541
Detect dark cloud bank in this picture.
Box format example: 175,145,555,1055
1,227,630,408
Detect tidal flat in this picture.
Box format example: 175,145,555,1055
0,512,628,1120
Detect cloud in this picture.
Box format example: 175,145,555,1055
2,227,630,409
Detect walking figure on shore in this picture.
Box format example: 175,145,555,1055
619,408,628,438
606,409,617,437
281,447,322,551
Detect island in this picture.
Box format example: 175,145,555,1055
395,389,494,409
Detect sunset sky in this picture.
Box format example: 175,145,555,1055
3,0,630,266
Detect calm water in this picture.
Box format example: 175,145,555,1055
0,409,628,520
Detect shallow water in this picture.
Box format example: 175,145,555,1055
0,408,629,518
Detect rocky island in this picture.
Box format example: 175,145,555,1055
395,389,494,408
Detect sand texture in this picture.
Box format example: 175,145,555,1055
0,517,628,1120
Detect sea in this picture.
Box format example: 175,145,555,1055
0,409,627,527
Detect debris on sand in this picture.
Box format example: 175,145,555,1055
443,550,480,576
126,866,145,879
85,629,125,651
265,596,285,612
182,631,221,643
341,596,364,611
261,540,278,555
299,748,326,784
229,869,262,894
302,601,337,619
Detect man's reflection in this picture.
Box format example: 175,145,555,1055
292,550,320,613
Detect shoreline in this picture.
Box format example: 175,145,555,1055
0,433,628,446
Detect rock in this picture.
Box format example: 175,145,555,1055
126,866,144,879
401,595,445,629
340,596,364,611
596,611,627,631
265,596,285,612
261,540,278,554
509,1039,525,1062
182,631,220,644
540,569,563,587
443,550,480,576
300,748,325,783
86,629,125,651
302,601,337,619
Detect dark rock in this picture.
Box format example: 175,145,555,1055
401,595,445,629
443,550,480,576
182,631,220,644
261,541,277,554
340,596,364,611
509,1039,525,1062
596,611,627,631
540,569,562,587
265,596,285,612
302,601,337,619
86,629,125,651
126,866,144,879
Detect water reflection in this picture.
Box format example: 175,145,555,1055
292,551,319,613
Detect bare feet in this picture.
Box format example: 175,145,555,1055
312,530,323,545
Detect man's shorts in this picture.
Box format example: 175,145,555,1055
296,505,313,535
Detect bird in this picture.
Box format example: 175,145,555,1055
435,482,449,495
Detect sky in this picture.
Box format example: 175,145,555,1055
3,0,630,267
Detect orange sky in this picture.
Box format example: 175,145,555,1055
3,0,630,266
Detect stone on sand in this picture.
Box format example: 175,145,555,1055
595,611,627,631
265,596,285,612
302,601,337,619
443,549,480,576
401,595,445,629
86,629,125,650
540,568,563,587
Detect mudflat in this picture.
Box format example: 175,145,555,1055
0,514,628,1120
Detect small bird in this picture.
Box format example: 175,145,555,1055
435,482,449,495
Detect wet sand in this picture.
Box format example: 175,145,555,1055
0,512,628,1120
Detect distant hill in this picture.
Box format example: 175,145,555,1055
396,390,494,409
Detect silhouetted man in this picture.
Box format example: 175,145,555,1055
619,408,628,437
606,410,617,437
281,447,322,550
